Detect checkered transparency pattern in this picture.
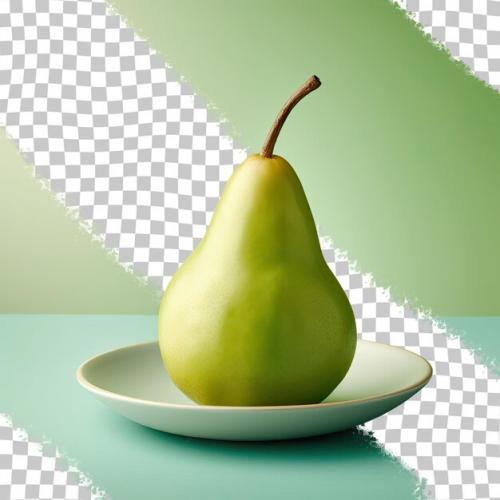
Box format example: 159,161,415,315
0,1,499,500
0,0,244,290
0,415,102,500
322,241,500,500
397,0,500,89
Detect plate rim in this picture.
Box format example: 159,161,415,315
76,339,432,412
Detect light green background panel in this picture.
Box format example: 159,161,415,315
0,131,159,313
110,0,500,315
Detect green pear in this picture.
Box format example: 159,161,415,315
159,76,356,406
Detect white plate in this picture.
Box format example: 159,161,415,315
77,340,432,441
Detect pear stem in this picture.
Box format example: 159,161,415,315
261,75,321,158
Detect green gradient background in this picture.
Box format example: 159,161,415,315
107,0,500,316
0,2,499,499
1,0,499,315
0,132,159,313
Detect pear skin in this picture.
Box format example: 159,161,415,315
159,77,356,406
159,154,356,406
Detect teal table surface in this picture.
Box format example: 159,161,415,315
1,315,498,499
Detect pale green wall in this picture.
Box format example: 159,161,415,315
1,0,499,315
109,0,500,316
0,131,159,313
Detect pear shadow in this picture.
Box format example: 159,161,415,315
101,408,389,467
